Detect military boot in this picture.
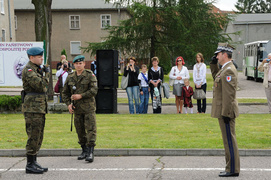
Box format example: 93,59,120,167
33,155,48,172
85,146,94,163
25,155,43,174
78,145,88,160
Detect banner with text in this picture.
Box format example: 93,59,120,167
0,42,44,86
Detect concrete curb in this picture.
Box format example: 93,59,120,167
0,149,270,157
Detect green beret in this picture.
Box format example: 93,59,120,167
27,47,44,56
73,55,85,63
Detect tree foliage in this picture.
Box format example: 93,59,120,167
83,0,230,73
61,49,68,59
235,0,271,13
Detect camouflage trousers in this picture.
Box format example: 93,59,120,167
24,113,45,155
74,111,96,147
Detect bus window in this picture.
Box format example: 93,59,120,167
261,43,268,61
253,45,257,56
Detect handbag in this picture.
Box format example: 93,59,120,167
193,89,206,99
162,83,170,99
121,74,129,90
54,71,66,93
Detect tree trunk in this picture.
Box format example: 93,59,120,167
32,0,53,100
150,0,157,59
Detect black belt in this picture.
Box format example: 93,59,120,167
26,92,46,95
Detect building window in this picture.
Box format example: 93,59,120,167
0,0,4,14
101,14,111,29
14,16,17,30
69,15,80,29
70,41,81,55
1,29,6,42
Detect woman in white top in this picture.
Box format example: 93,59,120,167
56,60,73,102
169,56,190,113
193,53,207,113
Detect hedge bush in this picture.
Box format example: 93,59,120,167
0,95,22,111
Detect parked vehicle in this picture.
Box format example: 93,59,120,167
243,40,271,82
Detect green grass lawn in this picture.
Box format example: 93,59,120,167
0,114,270,149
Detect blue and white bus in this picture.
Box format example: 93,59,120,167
243,40,271,82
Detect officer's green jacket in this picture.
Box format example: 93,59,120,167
210,61,239,119
22,61,49,114
62,69,98,113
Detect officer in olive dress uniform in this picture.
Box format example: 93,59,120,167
21,47,50,174
62,55,98,163
210,43,240,177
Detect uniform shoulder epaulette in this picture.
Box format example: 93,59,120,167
24,64,31,69
85,69,93,73
24,64,33,72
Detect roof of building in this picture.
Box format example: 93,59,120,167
14,0,119,10
232,13,271,24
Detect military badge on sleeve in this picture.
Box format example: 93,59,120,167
226,76,232,82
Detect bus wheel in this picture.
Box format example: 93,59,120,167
254,77,260,82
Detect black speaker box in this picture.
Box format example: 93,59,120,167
96,88,117,114
96,50,118,88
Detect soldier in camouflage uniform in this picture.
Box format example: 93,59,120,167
21,47,50,174
62,55,98,163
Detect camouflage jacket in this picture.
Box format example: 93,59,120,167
62,69,98,113
22,61,49,114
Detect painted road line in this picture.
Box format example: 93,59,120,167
1,168,271,172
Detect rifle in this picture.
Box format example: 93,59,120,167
70,101,74,131
70,86,76,132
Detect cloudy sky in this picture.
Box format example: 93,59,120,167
214,0,238,11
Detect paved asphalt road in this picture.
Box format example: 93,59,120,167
0,156,271,180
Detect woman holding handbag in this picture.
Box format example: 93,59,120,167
193,53,207,113
124,57,140,114
169,56,190,114
148,57,164,114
